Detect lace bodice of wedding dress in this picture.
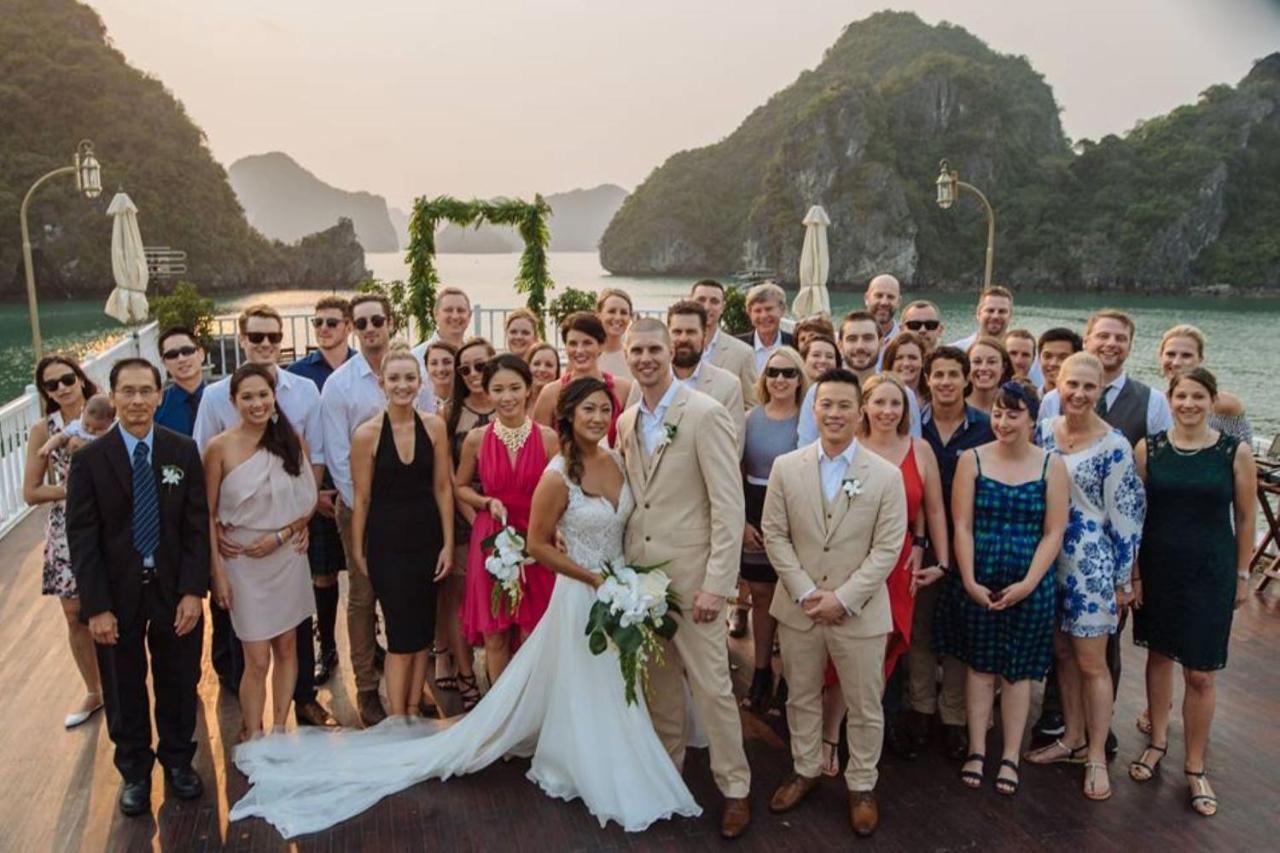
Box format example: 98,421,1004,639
548,450,633,571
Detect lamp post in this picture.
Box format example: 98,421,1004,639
19,139,102,361
936,158,995,288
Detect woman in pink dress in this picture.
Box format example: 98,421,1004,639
531,312,630,447
456,355,559,685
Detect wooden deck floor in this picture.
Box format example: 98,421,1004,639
1,506,1276,852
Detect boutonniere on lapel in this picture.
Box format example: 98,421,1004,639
161,465,185,488
654,423,677,451
841,477,864,500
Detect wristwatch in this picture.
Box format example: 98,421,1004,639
936,563,951,574
912,534,929,549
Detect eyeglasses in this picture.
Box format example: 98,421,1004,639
904,320,941,331
41,373,78,393
245,332,283,345
353,315,388,331
311,317,344,329
162,345,198,360
765,367,800,379
457,361,488,377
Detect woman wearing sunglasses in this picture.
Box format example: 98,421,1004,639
740,347,807,715
23,354,104,729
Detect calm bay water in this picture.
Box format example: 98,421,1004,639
4,251,1277,437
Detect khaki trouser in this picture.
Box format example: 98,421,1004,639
778,621,886,792
647,608,751,799
337,500,379,694
904,580,966,725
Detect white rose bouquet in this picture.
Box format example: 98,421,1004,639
481,526,531,618
585,559,682,705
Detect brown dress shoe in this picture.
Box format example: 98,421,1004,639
849,790,879,837
357,690,387,728
720,796,751,839
295,699,339,728
769,773,819,813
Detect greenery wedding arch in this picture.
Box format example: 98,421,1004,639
405,195,553,338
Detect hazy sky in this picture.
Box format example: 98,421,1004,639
87,0,1280,209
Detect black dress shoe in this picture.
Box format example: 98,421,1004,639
943,724,969,761
164,765,203,800
746,667,772,714
1033,711,1066,743
314,649,338,685
886,722,919,761
1105,728,1118,757
119,779,150,816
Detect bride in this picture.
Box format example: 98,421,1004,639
229,376,700,838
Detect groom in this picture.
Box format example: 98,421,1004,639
617,317,752,839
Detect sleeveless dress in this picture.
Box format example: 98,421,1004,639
559,371,621,447
884,443,925,679
450,405,494,576
40,412,77,598
461,423,555,643
218,449,318,642
1133,431,1239,671
366,413,445,654
229,451,701,839
933,450,1056,681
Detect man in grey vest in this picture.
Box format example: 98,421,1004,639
1036,309,1171,751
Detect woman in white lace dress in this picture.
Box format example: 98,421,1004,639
229,376,699,839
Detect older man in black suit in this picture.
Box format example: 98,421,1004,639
67,357,210,816
735,281,796,373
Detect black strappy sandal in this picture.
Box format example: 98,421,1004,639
994,759,1020,796
1186,769,1219,817
432,646,458,691
1128,742,1168,782
458,673,481,711
960,753,985,788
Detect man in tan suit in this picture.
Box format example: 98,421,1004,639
762,367,907,837
691,279,757,406
624,300,745,452
617,317,752,839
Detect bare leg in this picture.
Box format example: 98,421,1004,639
384,652,414,717
240,640,272,737
1182,668,1216,772
410,650,431,714
59,597,101,711
1055,630,1087,747
269,630,298,730
997,678,1031,790
820,684,846,776
440,574,474,678
747,581,776,670
1072,635,1112,798
963,668,994,786
483,630,512,685
1145,651,1176,747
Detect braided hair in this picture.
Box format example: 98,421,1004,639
554,376,610,484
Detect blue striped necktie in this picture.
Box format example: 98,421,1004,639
131,440,160,566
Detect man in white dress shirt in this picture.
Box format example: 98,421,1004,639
692,279,758,405
949,285,1044,388
410,286,472,358
191,304,334,725
735,282,796,373
322,293,436,727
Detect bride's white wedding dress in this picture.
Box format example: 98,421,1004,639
229,452,700,839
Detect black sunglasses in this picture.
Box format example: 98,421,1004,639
765,366,800,379
311,316,344,329
904,320,941,331
162,344,199,360
245,331,283,345
353,315,388,331
457,361,488,377
41,373,78,393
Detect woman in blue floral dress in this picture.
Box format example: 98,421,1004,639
1026,354,1145,803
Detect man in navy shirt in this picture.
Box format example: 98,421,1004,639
286,297,355,724
154,327,206,436
909,346,994,761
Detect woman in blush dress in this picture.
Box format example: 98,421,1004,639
595,288,633,376
456,355,558,684
205,364,316,739
229,376,700,839
531,312,630,447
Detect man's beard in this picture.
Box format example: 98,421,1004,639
672,346,702,368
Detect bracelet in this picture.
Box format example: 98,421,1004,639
1238,571,1251,581
912,534,929,549
275,530,285,546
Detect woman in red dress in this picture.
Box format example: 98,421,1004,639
456,355,560,685
531,312,630,447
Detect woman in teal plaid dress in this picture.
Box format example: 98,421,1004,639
934,381,1068,797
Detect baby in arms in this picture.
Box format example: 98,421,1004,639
39,394,116,458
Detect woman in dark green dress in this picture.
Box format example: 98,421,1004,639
1128,368,1257,818
935,380,1068,796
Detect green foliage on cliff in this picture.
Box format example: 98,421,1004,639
0,0,366,297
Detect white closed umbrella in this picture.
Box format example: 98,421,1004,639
104,192,150,324
791,204,831,318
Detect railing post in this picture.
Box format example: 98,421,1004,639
473,304,483,339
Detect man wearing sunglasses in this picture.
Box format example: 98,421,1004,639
155,327,207,436
286,297,356,705
192,305,335,728
899,300,945,352
322,293,436,727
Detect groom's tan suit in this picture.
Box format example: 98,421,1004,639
763,442,906,791
618,382,750,799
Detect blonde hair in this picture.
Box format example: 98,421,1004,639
858,373,910,437
380,341,421,378
1057,351,1104,387
504,307,539,332
754,346,808,407
595,288,634,313
745,281,786,310
237,303,282,333
1159,324,1205,359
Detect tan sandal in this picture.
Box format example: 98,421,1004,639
1186,769,1218,817
1084,761,1112,801
1025,738,1087,765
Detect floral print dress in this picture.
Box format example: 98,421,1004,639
41,412,77,598
1037,422,1145,638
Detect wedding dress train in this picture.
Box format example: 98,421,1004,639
229,452,700,838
